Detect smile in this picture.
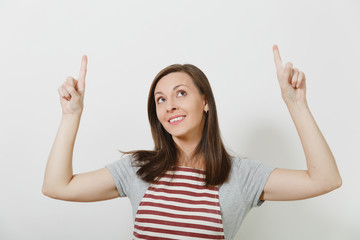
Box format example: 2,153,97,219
168,116,186,125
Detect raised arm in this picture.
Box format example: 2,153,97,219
42,56,119,202
261,45,342,201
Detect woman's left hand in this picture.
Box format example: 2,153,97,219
273,44,307,105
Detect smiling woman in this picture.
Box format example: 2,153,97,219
42,45,342,240
124,65,232,187
155,73,207,147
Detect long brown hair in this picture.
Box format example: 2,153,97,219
122,64,232,186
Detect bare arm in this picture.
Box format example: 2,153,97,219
42,114,119,202
262,102,342,201
42,56,119,202
261,45,342,201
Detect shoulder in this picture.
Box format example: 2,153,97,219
113,153,138,165
230,156,264,171
226,156,275,183
106,154,140,175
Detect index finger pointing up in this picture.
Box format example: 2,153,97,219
78,55,87,91
273,44,283,71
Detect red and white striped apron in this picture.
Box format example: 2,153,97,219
133,166,225,240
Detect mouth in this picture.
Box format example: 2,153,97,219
168,115,186,125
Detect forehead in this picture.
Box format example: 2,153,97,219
155,72,194,92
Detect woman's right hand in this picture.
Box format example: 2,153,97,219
58,55,87,115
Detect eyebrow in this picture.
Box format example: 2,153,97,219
154,84,188,96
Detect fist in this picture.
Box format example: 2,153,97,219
58,55,87,115
273,45,307,104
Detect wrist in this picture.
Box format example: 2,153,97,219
62,112,82,121
285,100,309,112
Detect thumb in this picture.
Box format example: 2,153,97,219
64,83,81,99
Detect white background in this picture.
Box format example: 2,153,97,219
0,0,359,239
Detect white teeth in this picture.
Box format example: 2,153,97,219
170,116,185,123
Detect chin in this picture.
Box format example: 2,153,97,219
169,131,187,139
165,128,186,138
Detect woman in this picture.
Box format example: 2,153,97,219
42,45,342,239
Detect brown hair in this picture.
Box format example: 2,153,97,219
122,64,232,186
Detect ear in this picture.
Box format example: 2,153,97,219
203,97,209,113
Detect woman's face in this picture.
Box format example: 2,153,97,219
154,72,208,142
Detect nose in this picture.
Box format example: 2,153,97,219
167,107,176,112
166,100,178,112
167,105,178,112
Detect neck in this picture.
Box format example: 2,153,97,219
171,115,206,169
173,133,205,169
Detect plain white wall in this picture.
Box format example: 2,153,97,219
0,0,359,239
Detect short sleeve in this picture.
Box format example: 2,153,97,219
105,154,136,198
239,158,276,208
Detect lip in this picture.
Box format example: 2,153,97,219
168,115,186,125
168,115,186,122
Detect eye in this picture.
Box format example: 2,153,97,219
157,97,165,104
177,90,187,97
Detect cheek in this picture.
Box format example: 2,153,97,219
155,106,165,123
187,102,204,121
155,108,161,121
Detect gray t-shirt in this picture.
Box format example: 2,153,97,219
106,154,275,240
